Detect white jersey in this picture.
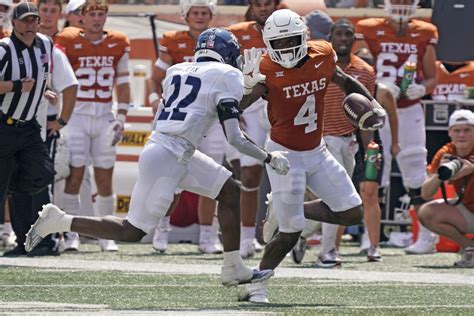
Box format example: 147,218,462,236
152,61,243,147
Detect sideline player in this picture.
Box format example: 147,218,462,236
26,27,288,287
228,0,279,258
239,9,385,303
354,0,439,254
55,0,131,252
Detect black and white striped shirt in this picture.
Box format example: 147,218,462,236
0,32,53,121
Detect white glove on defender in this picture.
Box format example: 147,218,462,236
268,151,290,175
242,47,266,95
405,83,426,100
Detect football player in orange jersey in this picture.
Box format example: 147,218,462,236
149,0,228,255
353,0,439,255
55,0,131,252
432,61,474,101
239,9,385,303
228,0,279,258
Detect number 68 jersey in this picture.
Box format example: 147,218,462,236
55,27,130,116
153,61,243,148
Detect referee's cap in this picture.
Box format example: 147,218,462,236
12,2,39,20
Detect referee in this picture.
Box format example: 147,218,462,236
0,2,77,256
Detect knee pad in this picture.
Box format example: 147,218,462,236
407,187,426,206
397,147,427,188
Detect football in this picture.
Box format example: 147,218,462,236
343,93,381,130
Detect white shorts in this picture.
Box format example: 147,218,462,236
323,134,359,177
126,141,232,234
199,121,226,164
380,104,427,188
240,101,270,167
265,139,362,233
63,112,116,169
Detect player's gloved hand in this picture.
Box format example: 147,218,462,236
107,114,125,146
363,99,386,131
378,80,400,99
405,83,426,100
267,151,290,175
243,47,266,95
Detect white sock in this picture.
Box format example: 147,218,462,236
158,216,171,229
58,213,74,233
3,222,12,235
63,193,80,216
223,250,244,268
241,226,255,242
321,222,338,254
301,219,319,238
418,223,437,239
95,195,115,217
200,225,213,244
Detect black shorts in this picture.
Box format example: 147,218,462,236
352,130,384,192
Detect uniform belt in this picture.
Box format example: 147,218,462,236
0,112,32,128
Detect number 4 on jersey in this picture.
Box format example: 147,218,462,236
294,94,318,133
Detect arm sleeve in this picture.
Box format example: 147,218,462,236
222,118,267,162
51,46,78,93
116,51,129,74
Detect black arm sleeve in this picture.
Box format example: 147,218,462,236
332,65,374,101
217,98,241,123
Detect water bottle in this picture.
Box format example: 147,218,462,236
364,141,380,181
399,61,416,97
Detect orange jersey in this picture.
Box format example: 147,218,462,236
324,54,376,136
228,21,266,53
260,41,337,151
432,61,474,101
427,143,474,213
55,27,130,104
159,31,195,64
355,18,438,108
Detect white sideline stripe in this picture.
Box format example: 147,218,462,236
1,258,474,285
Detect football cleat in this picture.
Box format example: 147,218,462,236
404,235,437,255
454,246,474,268
152,223,170,253
25,204,66,252
291,236,307,264
64,232,80,251
367,246,382,262
316,248,342,268
99,239,119,252
221,265,274,287
239,280,270,304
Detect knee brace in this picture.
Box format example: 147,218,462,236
407,187,426,206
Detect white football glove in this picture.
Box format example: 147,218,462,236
268,151,290,175
242,47,266,95
106,115,125,146
378,80,400,100
405,83,426,100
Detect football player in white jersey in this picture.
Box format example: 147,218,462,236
25,28,289,287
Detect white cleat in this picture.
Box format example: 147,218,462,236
99,239,119,252
64,232,80,251
454,246,474,268
239,281,270,304
253,239,264,253
152,222,170,253
316,248,342,268
25,204,66,252
199,238,223,254
221,265,274,287
262,193,278,244
404,235,437,255
2,232,17,248
239,238,255,258
367,246,382,262
359,232,370,254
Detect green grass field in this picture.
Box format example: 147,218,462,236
1,242,473,314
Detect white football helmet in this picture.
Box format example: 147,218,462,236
263,9,308,69
180,0,217,18
384,0,419,23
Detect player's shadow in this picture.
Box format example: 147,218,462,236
414,264,457,269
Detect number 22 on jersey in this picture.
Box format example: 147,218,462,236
158,75,201,121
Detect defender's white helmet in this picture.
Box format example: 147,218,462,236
263,9,308,69
384,0,419,23
180,0,217,18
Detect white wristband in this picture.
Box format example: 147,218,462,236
117,102,129,111
148,92,159,104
